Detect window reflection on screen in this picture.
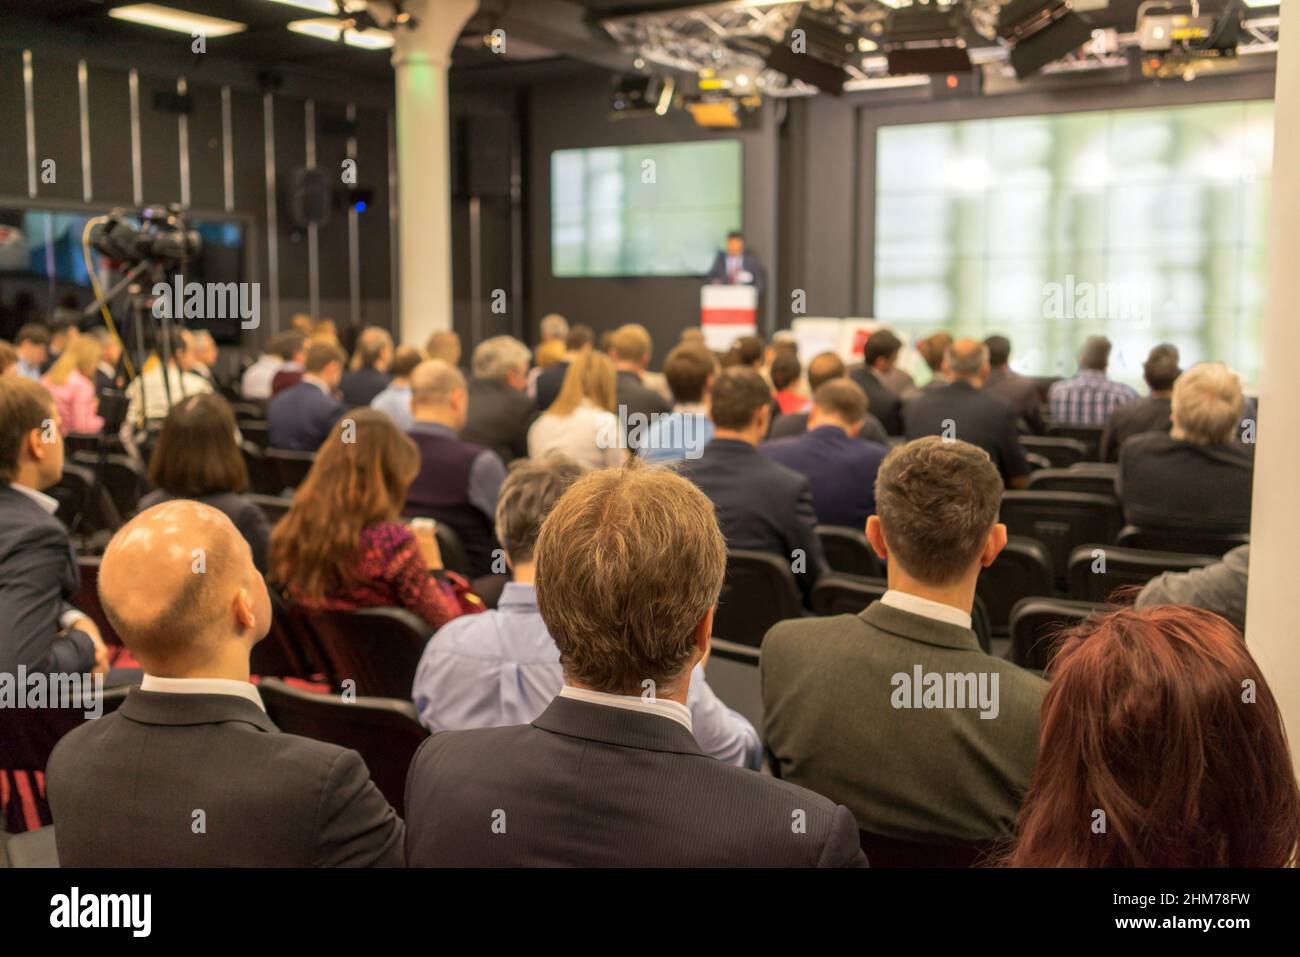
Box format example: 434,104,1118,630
874,100,1273,388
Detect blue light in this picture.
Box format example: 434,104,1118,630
354,200,367,213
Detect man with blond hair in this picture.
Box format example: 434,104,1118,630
461,335,535,464
404,463,864,867
1117,361,1253,534
609,323,670,431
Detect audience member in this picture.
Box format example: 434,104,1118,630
242,332,298,400
762,378,887,529
403,360,507,579
43,318,79,373
460,335,536,464
1117,362,1253,533
983,334,1045,434
266,342,347,451
849,332,904,435
609,323,671,427
124,330,214,427
140,395,271,572
41,336,103,435
1048,335,1138,425
189,330,220,387
867,328,915,397
47,501,405,866
762,437,1047,843
0,340,15,376
769,352,890,444
903,339,1030,487
270,410,467,630
403,463,864,867
1100,343,1180,462
916,331,953,391
12,324,49,381
411,456,761,767
425,330,462,368
676,367,826,603
269,333,308,396
1003,605,1299,867
535,323,593,411
369,345,423,431
770,353,807,416
341,326,394,408
528,351,624,469
637,341,715,464
1136,544,1249,634
89,327,125,393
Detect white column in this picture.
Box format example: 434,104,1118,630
390,0,477,345
1245,6,1300,774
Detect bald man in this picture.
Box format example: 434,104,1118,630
902,339,1030,488
46,501,404,867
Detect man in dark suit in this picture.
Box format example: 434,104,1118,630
90,328,126,394
0,377,106,679
609,323,670,436
676,367,827,603
770,351,890,445
762,437,1047,844
848,332,904,435
704,229,765,303
983,334,1045,434
460,336,536,464
762,378,888,530
403,464,864,867
47,500,404,867
340,326,393,408
266,342,347,451
1100,343,1179,462
534,324,593,412
903,339,1030,488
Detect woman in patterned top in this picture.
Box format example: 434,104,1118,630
269,408,465,630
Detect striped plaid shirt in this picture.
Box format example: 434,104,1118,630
1048,369,1138,426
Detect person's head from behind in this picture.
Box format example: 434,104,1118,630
270,331,305,363
269,410,419,600
918,332,952,373
1143,343,1181,394
565,323,594,356
535,463,725,701
984,334,1011,370
388,345,423,384
608,323,654,371
425,330,461,366
807,352,846,391
733,335,764,370
100,501,270,678
190,329,218,369
1171,361,1242,446
410,359,468,430
472,335,531,391
0,341,16,377
352,326,393,373
495,454,585,575
539,313,569,344
725,230,744,258
943,339,990,385
709,366,771,441
44,335,100,386
808,379,868,438
550,350,616,416
309,318,338,345
15,323,50,367
864,329,902,373
0,376,63,490
1079,335,1111,372
1008,605,1300,867
89,327,122,367
305,341,347,390
663,342,716,407
49,318,79,354
534,338,565,370
770,353,801,393
170,329,197,370
149,395,247,497
868,437,1006,593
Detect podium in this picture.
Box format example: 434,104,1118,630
700,284,757,352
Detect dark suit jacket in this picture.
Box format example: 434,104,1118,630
762,601,1047,843
1117,431,1254,534
266,380,346,452
1100,395,1171,462
340,367,392,408
461,377,537,464
0,486,95,676
138,489,271,572
848,365,904,435
769,409,890,447
984,367,1045,434
616,369,670,429
761,425,889,530
903,380,1030,483
404,695,865,867
535,360,568,412
675,437,827,601
47,690,404,867
705,250,765,299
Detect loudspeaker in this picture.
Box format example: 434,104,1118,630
286,167,333,228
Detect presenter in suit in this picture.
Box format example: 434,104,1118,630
705,230,765,303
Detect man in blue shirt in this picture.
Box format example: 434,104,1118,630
13,324,49,381
411,455,762,769
1048,335,1138,426
369,345,422,432
637,340,715,464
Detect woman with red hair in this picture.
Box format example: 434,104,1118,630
1005,605,1300,867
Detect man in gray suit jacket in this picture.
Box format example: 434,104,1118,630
47,500,403,867
404,464,865,867
762,436,1047,845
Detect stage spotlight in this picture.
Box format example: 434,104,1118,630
998,0,1094,79
763,7,860,95
883,3,973,75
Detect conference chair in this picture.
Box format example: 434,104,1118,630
999,490,1124,588
237,419,271,449
1066,545,1219,603
812,573,992,653
74,556,120,648
241,440,282,496
712,550,804,648
1045,423,1104,460
1026,464,1119,498
436,522,471,577
70,452,150,521
249,589,320,681
48,462,121,539
258,678,428,817
857,830,996,869
1024,452,1053,472
1019,436,1090,469
1008,597,1104,672
292,606,434,698
265,448,316,490
975,536,1055,638
230,401,268,423
703,638,763,734
247,493,293,527
0,825,58,868
1116,525,1250,558
816,525,885,578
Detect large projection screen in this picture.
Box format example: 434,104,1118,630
551,140,743,278
874,100,1274,387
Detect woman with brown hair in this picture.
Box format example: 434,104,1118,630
526,350,624,469
140,394,271,571
269,408,465,630
1005,605,1300,867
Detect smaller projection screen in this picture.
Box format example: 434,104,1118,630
551,140,743,277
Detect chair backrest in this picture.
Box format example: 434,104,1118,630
1008,596,1103,672
0,824,59,868
816,525,883,578
241,441,283,496
250,589,322,680
1116,525,1249,558
265,448,316,490
704,638,763,734
73,556,121,648
257,678,428,817
293,606,434,698
1024,452,1053,472
231,401,268,422
0,685,132,774
1026,466,1118,498
247,493,293,528
1045,423,1104,460
99,453,151,520
976,536,1054,638
48,463,120,536
858,829,995,868
1019,436,1090,469
999,491,1123,587
712,550,804,648
1067,544,1218,602
238,420,271,449
812,573,992,653
436,522,471,577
